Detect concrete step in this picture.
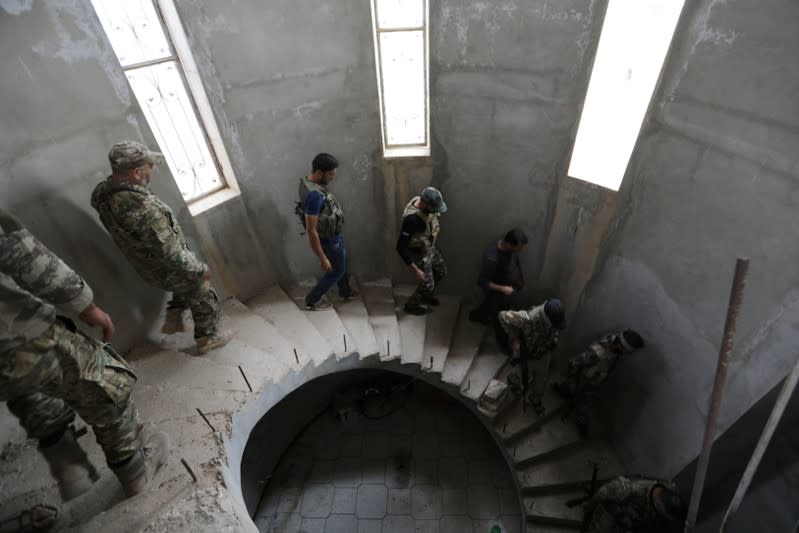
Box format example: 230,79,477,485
330,278,380,359
422,294,461,374
360,278,402,361
440,307,487,387
246,285,333,365
524,490,585,525
132,383,252,424
222,298,311,368
202,338,293,390
517,440,624,489
495,388,568,444
460,335,508,401
285,285,355,360
126,348,251,393
510,416,583,469
393,283,427,366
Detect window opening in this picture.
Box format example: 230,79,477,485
90,0,239,212
370,0,430,158
568,0,686,191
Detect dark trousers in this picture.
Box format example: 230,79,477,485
470,290,513,350
305,236,352,305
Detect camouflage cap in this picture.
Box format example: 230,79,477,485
108,140,164,171
420,187,447,213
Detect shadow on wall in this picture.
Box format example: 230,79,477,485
8,194,165,352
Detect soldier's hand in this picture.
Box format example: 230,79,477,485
78,303,115,342
320,256,333,272
412,264,426,283
499,285,514,296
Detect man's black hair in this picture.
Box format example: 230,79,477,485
503,228,529,247
312,153,338,173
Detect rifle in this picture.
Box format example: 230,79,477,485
565,461,600,532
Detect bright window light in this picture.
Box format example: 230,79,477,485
90,0,239,209
370,0,430,158
568,0,686,191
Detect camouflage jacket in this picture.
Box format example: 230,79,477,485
567,334,622,388
91,178,206,292
403,196,440,253
0,209,94,354
498,304,558,358
594,476,679,530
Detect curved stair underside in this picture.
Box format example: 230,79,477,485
0,278,625,532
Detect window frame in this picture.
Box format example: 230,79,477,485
370,0,431,159
92,0,240,214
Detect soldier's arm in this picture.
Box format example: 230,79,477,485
0,210,115,340
0,210,94,314
498,310,528,336
119,196,207,283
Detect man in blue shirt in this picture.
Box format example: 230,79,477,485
299,153,357,310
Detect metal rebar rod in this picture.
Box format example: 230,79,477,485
238,365,253,392
720,353,799,531
181,458,198,482
684,257,749,533
196,407,216,433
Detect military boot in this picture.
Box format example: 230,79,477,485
111,431,169,498
195,329,233,355
38,427,99,501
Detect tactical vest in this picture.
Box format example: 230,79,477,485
581,338,619,386
299,177,344,239
403,196,440,253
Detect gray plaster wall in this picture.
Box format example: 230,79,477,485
174,0,387,284
568,0,799,478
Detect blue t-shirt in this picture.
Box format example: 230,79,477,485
303,190,325,216
303,190,340,244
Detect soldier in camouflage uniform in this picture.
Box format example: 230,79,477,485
396,187,448,316
498,299,564,412
583,475,684,532
90,140,231,355
554,329,645,435
0,209,168,500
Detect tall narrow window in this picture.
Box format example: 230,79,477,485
90,0,239,214
370,0,430,158
568,0,685,191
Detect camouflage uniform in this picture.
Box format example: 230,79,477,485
402,197,447,308
557,330,642,432
589,476,680,533
0,209,142,464
498,304,559,360
91,174,220,339
498,304,559,398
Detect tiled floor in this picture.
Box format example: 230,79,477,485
254,380,521,533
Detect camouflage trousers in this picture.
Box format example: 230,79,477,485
407,248,447,307
169,282,221,339
0,322,143,465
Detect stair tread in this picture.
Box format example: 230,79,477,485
285,285,356,359
126,348,251,392
423,294,461,373
360,278,402,360
393,283,427,366
518,439,624,488
510,417,583,466
441,307,487,387
132,382,252,424
524,490,585,523
496,388,566,443
331,280,380,358
246,285,333,365
461,336,508,401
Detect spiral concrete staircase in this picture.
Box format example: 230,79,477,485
0,278,626,533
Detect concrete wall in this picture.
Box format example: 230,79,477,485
567,0,799,479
